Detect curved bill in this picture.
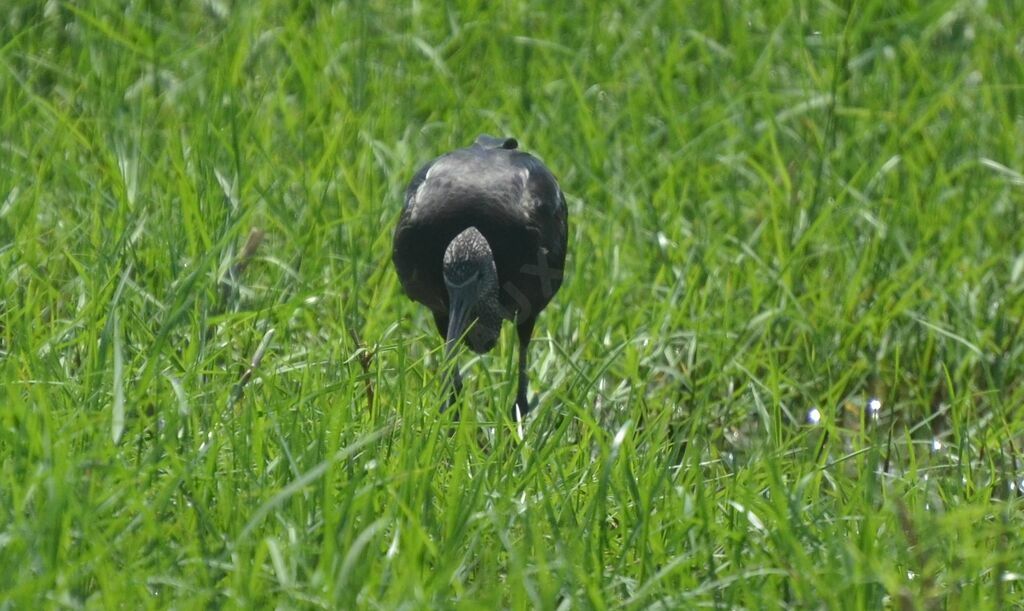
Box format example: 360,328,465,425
444,287,473,356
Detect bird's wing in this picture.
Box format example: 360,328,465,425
401,155,442,215
509,151,569,263
508,153,564,218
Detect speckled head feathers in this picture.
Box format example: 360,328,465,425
443,227,495,286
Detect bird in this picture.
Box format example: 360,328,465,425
392,135,568,419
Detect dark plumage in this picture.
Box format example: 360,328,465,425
392,135,569,419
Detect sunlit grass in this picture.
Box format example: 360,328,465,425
2,0,1023,608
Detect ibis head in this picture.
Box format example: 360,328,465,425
442,226,503,354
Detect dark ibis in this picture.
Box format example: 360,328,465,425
392,135,568,419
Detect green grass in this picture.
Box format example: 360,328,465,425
2,0,1023,608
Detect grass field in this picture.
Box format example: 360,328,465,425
3,1,1024,608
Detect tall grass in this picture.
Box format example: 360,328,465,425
2,0,1022,607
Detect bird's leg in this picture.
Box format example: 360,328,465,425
512,319,536,420
513,343,529,420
